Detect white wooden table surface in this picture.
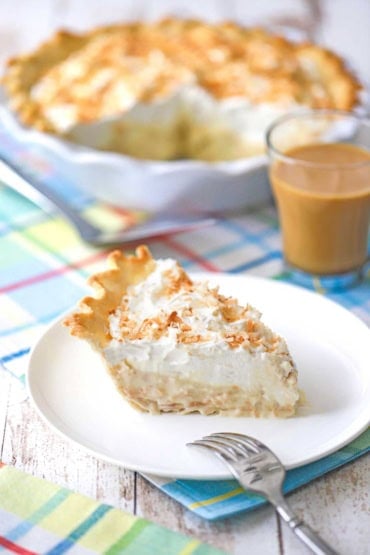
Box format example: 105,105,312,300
0,1,369,554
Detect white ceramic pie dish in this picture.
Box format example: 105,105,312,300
3,85,367,215
0,92,271,214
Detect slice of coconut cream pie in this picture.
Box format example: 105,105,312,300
64,246,299,417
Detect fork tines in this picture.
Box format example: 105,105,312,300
187,432,265,461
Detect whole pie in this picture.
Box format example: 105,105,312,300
3,19,360,161
64,246,300,417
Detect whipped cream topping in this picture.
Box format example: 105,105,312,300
104,259,297,403
108,258,264,345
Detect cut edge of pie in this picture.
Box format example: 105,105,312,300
63,245,301,418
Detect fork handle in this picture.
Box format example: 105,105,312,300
272,497,338,555
292,521,338,555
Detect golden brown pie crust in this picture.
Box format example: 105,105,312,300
63,245,155,348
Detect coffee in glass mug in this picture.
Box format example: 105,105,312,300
267,111,370,287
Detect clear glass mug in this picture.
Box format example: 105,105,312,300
266,110,370,289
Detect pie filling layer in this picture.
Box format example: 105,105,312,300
65,87,293,160
107,368,298,417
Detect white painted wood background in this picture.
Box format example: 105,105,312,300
0,1,369,554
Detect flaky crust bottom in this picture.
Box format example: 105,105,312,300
105,361,298,418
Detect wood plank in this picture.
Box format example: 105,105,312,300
281,456,370,555
0,372,11,458
136,474,280,553
2,386,135,513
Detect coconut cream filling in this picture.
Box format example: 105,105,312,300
104,338,298,405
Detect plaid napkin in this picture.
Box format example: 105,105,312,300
0,462,225,554
0,122,369,523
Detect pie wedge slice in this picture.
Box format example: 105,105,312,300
64,246,300,417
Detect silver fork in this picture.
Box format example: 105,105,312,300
0,154,215,246
187,433,338,555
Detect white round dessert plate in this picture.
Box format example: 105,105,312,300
27,273,370,480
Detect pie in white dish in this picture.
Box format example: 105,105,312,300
64,246,300,417
3,18,360,162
